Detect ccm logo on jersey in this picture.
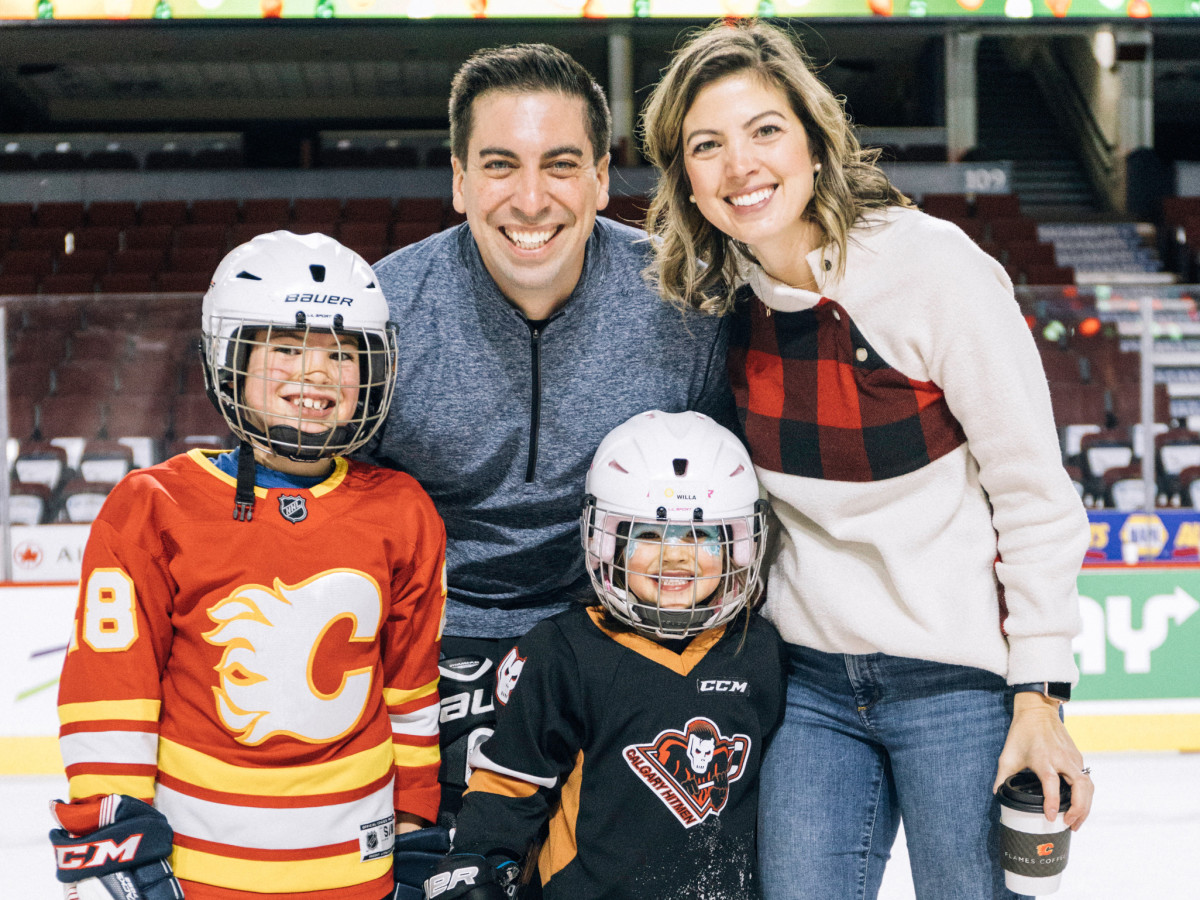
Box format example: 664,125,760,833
698,679,748,694
425,864,481,896
56,835,143,870
283,293,354,306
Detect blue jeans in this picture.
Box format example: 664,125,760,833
758,645,1029,900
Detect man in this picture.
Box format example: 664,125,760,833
366,43,733,818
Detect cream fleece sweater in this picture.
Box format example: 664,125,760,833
738,206,1088,684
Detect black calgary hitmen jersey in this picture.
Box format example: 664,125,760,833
454,603,786,900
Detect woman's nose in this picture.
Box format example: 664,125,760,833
724,138,757,177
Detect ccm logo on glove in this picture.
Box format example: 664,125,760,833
425,864,481,896
57,835,143,870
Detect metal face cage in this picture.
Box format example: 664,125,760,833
202,315,398,461
581,499,767,639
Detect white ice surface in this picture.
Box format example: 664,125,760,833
878,751,1200,899
5,752,1198,898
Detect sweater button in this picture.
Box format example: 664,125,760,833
856,347,868,362
832,309,841,321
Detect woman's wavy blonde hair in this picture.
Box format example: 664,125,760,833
641,19,912,315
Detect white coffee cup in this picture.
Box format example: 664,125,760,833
997,770,1072,895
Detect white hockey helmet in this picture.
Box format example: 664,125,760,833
581,410,767,639
200,230,397,461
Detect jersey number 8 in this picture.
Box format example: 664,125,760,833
81,569,139,652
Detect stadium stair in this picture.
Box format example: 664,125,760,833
975,38,1100,215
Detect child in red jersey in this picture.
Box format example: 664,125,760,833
51,232,449,900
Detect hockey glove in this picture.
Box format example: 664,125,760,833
423,853,520,900
50,794,184,900
392,825,452,900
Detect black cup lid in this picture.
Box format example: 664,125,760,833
999,769,1072,814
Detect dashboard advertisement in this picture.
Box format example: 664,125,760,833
1,0,1194,21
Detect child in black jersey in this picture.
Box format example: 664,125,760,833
423,410,786,900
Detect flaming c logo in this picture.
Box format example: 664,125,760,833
1037,842,1056,857
204,570,383,745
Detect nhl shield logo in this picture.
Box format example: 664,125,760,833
278,494,308,524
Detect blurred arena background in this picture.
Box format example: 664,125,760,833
1,3,1198,894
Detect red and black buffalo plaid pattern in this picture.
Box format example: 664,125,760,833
728,287,966,482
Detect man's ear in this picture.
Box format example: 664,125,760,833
595,152,611,212
451,157,466,215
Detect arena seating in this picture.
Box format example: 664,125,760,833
2,294,232,522
0,188,665,519
1163,196,1200,282
1039,222,1165,277
7,479,53,525
919,193,1075,285
7,281,1197,518
0,196,649,297
920,192,1171,286
4,190,1198,517
1032,318,1200,508
1,133,466,174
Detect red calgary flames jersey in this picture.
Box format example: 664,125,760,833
58,450,447,900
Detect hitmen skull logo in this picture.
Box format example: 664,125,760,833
624,716,750,828
495,646,526,706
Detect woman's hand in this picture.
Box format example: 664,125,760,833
992,692,1094,830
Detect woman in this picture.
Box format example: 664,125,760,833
641,19,1093,900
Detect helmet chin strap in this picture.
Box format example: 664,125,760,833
233,440,257,522
607,574,722,638
264,424,353,462
635,601,717,637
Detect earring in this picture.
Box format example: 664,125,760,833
813,162,822,173
688,194,696,203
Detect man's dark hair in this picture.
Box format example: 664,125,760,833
449,43,612,164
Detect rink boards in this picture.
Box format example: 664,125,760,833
1,525,1198,773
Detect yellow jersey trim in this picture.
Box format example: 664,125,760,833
189,449,268,499
158,737,392,796
188,450,349,498
171,844,390,892
393,743,440,768
309,457,349,497
70,774,156,800
382,678,440,707
59,698,161,726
